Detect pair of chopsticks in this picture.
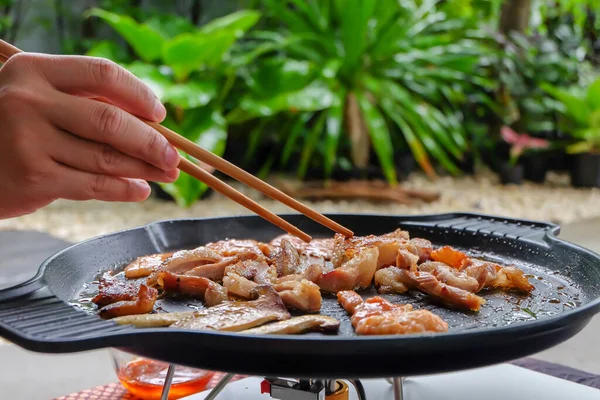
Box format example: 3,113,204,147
0,39,353,242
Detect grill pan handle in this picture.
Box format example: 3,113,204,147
398,213,559,245
0,276,44,304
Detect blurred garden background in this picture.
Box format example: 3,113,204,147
2,0,600,240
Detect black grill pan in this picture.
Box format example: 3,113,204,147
0,213,599,379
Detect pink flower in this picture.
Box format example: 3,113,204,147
501,126,550,160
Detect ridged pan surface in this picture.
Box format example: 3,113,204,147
1,213,600,378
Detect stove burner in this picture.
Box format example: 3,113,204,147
157,364,403,400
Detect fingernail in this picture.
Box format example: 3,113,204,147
134,179,151,199
153,98,166,121
166,169,180,181
164,145,180,169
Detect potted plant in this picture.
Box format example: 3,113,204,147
498,126,551,185
542,79,600,187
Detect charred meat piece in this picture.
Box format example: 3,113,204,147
157,271,228,307
272,279,322,313
430,246,469,269
419,261,486,293
337,291,448,335
224,257,276,284
269,235,335,260
430,246,534,293
330,230,430,270
205,239,271,259
184,256,239,281
317,246,379,293
241,315,340,335
124,253,173,279
462,259,534,292
273,239,326,279
92,272,140,307
98,284,158,319
170,285,290,331
377,266,486,312
223,272,257,298
147,248,223,285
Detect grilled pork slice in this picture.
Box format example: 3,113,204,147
184,256,239,281
205,239,271,259
330,230,431,270
124,253,173,279
430,246,534,293
375,266,486,312
92,272,140,307
170,286,290,331
113,311,198,328
316,246,378,293
272,279,322,313
157,271,228,306
98,284,158,319
269,235,335,260
223,272,322,313
240,315,340,335
224,257,277,284
147,248,223,285
418,261,486,293
272,239,326,280
462,259,534,292
337,291,448,335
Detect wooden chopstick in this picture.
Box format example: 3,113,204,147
0,39,354,241
147,121,354,238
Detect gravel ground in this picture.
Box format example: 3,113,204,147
1,171,599,242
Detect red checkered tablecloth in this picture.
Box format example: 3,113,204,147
54,373,248,400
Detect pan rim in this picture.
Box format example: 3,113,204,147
33,212,600,343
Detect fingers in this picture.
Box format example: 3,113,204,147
31,54,166,122
53,163,152,202
49,92,180,172
49,129,180,183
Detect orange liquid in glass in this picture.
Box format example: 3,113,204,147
117,359,214,400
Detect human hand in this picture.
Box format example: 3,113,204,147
0,53,180,219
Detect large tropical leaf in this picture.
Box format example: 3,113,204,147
240,79,340,117
86,8,165,63
324,90,346,178
162,80,218,109
246,59,317,98
200,10,261,38
299,112,327,179
356,91,397,184
162,31,237,80
541,83,591,126
586,79,600,111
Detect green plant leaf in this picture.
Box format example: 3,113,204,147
162,80,218,109
163,31,237,80
85,40,129,62
356,91,397,184
244,119,269,163
241,79,339,117
200,10,261,37
380,97,435,178
299,112,327,179
281,113,312,166
247,59,317,98
86,8,165,62
587,79,600,111
566,140,594,154
324,91,345,178
126,62,173,100
541,83,591,126
146,14,195,38
340,0,376,72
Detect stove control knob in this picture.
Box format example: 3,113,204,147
261,379,271,394
326,381,349,400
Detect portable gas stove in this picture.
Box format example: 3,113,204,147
153,363,600,400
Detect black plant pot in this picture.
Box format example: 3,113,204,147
498,163,524,185
570,153,600,188
523,153,548,183
458,152,476,175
